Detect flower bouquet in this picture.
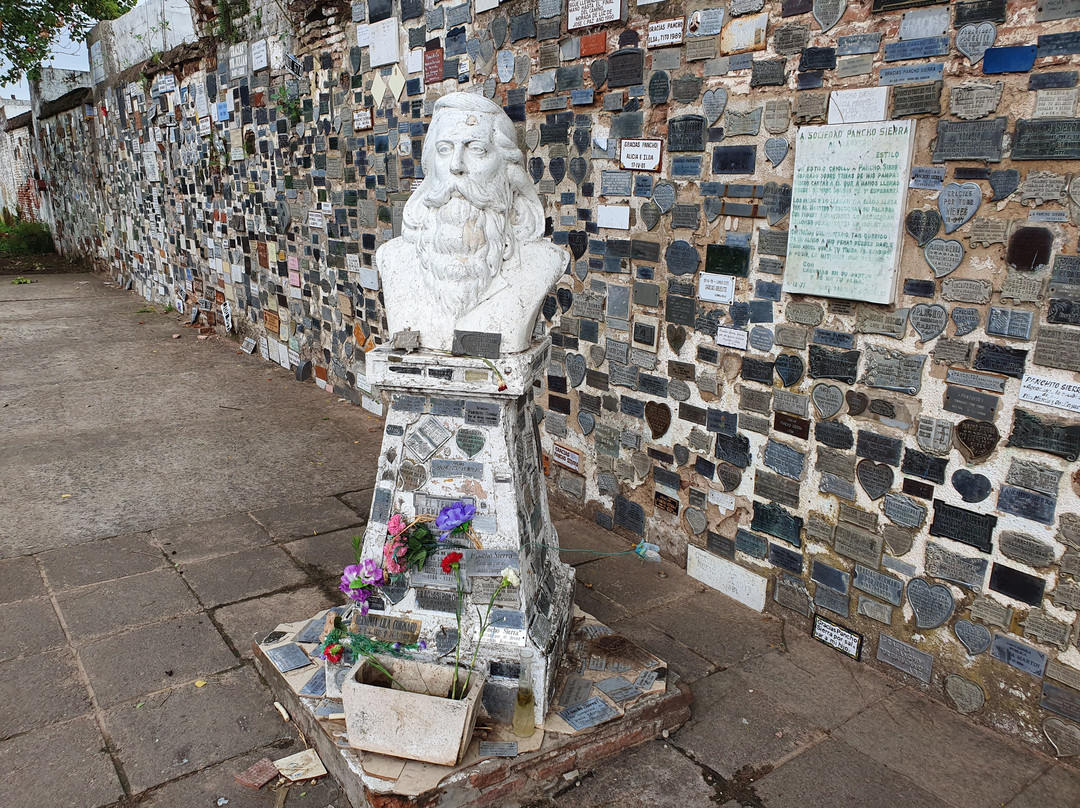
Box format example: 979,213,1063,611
381,501,480,578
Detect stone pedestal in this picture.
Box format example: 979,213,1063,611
358,339,574,721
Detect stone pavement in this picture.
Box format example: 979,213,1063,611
1,273,1077,808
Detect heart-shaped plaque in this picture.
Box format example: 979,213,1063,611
945,674,986,715
939,182,982,235
652,182,676,213
569,156,588,186
813,0,847,33
589,344,606,365
951,307,979,336
775,354,805,387
955,21,996,64
542,295,557,321
856,459,894,500
910,303,948,343
1044,718,1080,758
466,37,481,63
953,619,991,655
812,383,844,419
513,53,530,85
549,156,567,185
492,16,508,48
666,324,687,354
846,390,868,416
702,87,728,125
641,200,661,231
644,401,672,439
905,209,942,246
730,302,750,328
483,77,497,99
631,451,652,479
764,137,789,167
497,49,514,83
528,156,545,184
685,507,707,535
906,578,954,629
954,419,999,462
951,468,991,503
567,231,588,260
590,58,608,89
924,238,964,278
557,287,574,312
577,411,595,436
716,462,742,492
674,444,690,465
574,260,588,281
764,182,792,226
397,462,427,491
573,128,591,155
456,428,486,458
989,168,1019,201
565,353,586,388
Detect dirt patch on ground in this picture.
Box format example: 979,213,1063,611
0,253,92,275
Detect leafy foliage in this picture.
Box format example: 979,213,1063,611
0,220,54,255
0,0,134,84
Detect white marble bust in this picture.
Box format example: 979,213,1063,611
376,93,568,354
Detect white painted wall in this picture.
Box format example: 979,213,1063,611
107,0,198,72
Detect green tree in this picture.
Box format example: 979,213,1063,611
0,0,134,85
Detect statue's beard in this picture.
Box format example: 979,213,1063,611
408,174,514,324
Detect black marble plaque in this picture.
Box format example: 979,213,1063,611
668,115,707,153
751,59,787,87
972,342,1027,379
931,117,1007,162
769,543,804,574
988,562,1046,607
608,48,644,88
715,432,751,468
1011,119,1080,161
856,430,903,467
901,448,947,485
1007,409,1080,462
816,420,855,450
954,0,1007,25
929,499,996,553
712,146,757,174
808,345,860,384
741,357,775,385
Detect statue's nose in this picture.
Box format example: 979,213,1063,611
450,145,466,175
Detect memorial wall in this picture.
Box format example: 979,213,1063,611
31,0,1080,752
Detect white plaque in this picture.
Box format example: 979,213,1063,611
827,87,889,124
369,18,400,67
783,121,916,305
687,546,767,612
648,18,685,48
251,40,269,72
1019,374,1080,414
699,273,735,304
715,326,749,349
619,139,663,171
597,205,631,229
567,0,621,30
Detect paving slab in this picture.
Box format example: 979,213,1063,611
573,553,702,615
554,740,716,807
105,667,291,794
0,648,91,739
179,545,310,608
139,742,347,808
834,687,1047,808
674,669,824,779
151,513,272,563
38,532,165,591
0,714,123,808
284,527,366,580
729,633,896,730
0,556,45,604
337,488,375,516
79,615,238,707
0,597,66,662
638,590,784,669
551,506,633,566
1005,761,1080,808
754,736,950,808
250,496,364,540
57,568,201,641
574,581,633,627
214,587,336,658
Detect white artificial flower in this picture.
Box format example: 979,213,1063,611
500,567,521,587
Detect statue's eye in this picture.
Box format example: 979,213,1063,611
436,142,453,155
468,144,488,156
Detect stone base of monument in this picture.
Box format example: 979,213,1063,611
253,606,692,808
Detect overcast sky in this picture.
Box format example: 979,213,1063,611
0,29,91,103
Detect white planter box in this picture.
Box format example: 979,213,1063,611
342,655,486,766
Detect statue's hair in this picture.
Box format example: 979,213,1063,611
404,93,545,249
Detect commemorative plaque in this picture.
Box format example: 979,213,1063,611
929,499,996,552
931,117,1007,162
926,542,988,590
1011,118,1080,161
972,343,1027,378
1007,409,1080,462
751,500,804,546
906,578,954,629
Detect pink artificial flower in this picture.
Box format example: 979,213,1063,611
387,513,406,537
383,536,408,575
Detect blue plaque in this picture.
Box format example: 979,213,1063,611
735,528,768,559
571,89,595,105
982,45,1037,74
672,156,703,177
990,634,1047,677
633,175,653,197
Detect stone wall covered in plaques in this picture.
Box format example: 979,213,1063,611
25,0,1080,754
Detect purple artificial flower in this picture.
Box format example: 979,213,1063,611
418,640,427,650
358,557,384,586
340,565,374,603
435,501,476,539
